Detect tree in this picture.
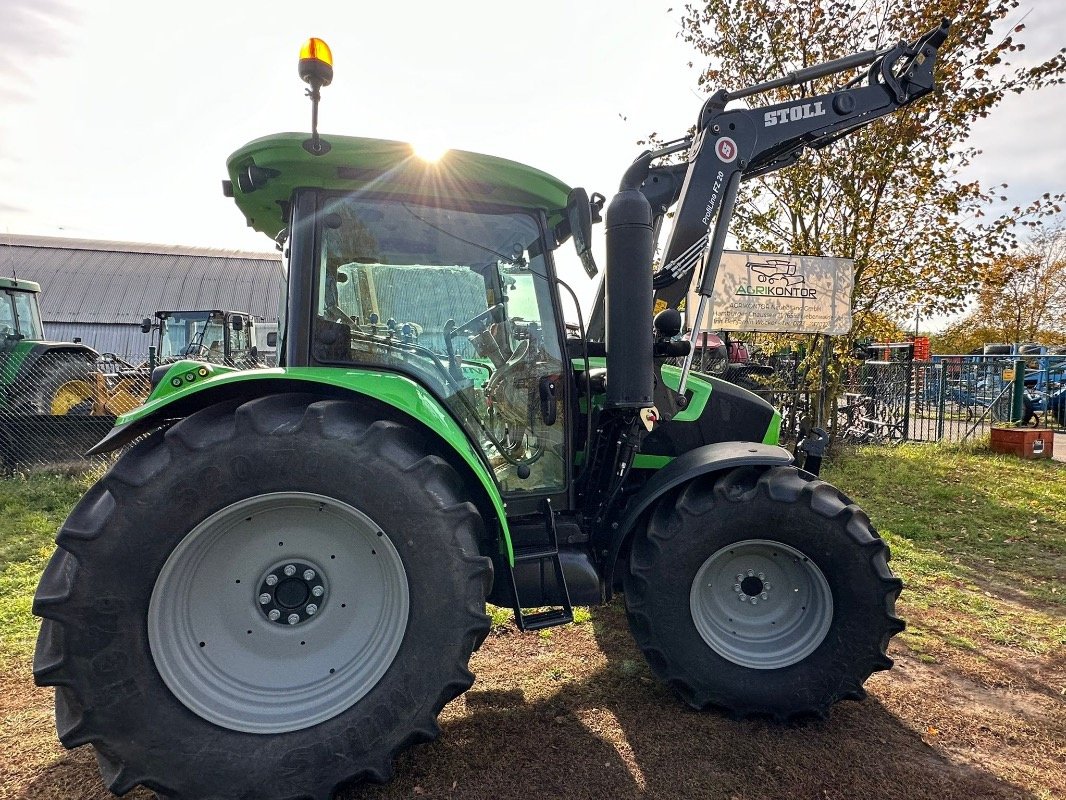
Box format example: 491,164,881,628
933,224,1066,352
673,0,1064,341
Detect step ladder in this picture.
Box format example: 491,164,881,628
508,499,574,632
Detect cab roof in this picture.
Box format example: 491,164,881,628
0,276,41,294
226,133,573,242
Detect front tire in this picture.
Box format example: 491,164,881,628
624,465,903,719
33,394,492,799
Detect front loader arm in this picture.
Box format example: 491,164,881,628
650,20,950,310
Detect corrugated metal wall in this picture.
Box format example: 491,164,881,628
0,235,284,353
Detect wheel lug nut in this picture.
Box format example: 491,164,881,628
284,564,297,577
287,614,300,625
303,569,316,581
306,604,318,615
760,592,768,600
758,572,765,579
747,569,754,577
733,584,741,592
750,597,758,605
764,582,772,590
736,574,744,582
312,585,324,597
265,574,278,586
738,594,747,601
258,593,272,605
268,609,280,621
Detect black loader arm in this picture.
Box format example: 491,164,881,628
651,20,950,310
585,19,950,339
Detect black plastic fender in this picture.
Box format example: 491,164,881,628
602,441,793,599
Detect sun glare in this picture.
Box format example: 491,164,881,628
412,140,450,163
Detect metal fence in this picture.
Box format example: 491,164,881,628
833,354,1066,445
0,351,146,474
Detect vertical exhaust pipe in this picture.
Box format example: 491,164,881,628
604,183,654,410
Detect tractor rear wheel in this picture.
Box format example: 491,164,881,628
33,394,492,799
624,465,903,719
26,356,97,415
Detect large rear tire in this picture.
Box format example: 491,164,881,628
33,394,492,799
624,465,903,719
23,355,97,415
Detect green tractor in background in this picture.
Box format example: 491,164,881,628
0,276,101,415
34,25,949,800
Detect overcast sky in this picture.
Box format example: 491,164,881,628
1,0,1062,324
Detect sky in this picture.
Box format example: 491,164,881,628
1,0,1063,326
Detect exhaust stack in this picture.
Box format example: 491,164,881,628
604,186,654,410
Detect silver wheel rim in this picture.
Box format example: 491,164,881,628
148,492,409,733
689,538,832,669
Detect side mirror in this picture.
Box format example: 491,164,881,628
141,317,153,333
231,316,245,331
566,188,599,278
266,332,278,347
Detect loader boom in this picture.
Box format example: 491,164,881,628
588,20,950,334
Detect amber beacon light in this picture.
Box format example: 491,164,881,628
299,38,333,89
299,38,333,155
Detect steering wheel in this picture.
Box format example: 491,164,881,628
183,343,210,358
446,304,505,341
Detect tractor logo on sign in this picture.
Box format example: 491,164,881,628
715,137,738,163
738,258,817,298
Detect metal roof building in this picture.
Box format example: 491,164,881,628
0,234,283,360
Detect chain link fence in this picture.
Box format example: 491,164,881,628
4,342,1064,474
0,351,147,474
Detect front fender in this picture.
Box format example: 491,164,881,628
603,441,793,599
88,366,514,561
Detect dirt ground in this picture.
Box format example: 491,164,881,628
2,602,1062,800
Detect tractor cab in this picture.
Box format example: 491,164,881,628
0,277,46,349
227,134,577,496
144,309,260,368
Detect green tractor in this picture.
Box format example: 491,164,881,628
0,276,100,415
34,24,948,799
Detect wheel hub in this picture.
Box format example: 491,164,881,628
257,561,326,625
737,572,769,602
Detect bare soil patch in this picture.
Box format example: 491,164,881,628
4,603,1062,800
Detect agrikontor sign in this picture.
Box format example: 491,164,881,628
689,250,854,335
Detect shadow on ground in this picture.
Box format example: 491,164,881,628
12,604,1051,800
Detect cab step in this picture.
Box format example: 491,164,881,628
508,500,574,632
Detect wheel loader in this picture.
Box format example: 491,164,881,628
34,23,949,799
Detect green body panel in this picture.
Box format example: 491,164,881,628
659,364,712,422
227,133,573,241
0,340,35,394
119,362,513,562
762,411,783,445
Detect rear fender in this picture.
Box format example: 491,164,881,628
13,342,99,375
87,367,514,562
602,441,793,599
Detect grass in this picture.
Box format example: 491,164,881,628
0,471,94,660
823,442,1066,663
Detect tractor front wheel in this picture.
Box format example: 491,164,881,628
624,465,903,719
33,394,492,799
